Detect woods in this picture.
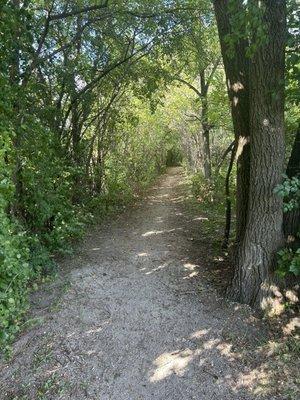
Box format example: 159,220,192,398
0,0,299,354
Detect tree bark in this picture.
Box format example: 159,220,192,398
213,0,250,244
228,0,286,307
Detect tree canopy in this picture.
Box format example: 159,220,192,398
0,0,299,350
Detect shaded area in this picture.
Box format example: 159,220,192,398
0,168,293,400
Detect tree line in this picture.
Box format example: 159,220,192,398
0,0,299,348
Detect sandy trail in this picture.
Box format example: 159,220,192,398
1,168,269,400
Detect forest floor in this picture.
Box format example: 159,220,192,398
0,168,296,400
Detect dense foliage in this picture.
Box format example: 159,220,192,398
0,0,299,349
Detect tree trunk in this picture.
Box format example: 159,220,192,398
222,145,236,249
213,0,250,244
228,0,286,308
200,71,212,181
10,0,24,218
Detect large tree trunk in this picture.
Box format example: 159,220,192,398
213,0,250,244
228,0,286,308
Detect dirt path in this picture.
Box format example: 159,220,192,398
1,168,271,400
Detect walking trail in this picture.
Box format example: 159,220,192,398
1,168,272,400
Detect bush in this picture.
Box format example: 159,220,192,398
0,210,30,349
275,176,300,277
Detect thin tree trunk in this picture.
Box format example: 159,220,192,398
228,0,286,308
10,0,24,218
200,71,212,181
213,0,250,244
222,145,236,249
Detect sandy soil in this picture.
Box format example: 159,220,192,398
0,168,274,400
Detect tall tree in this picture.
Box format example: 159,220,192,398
213,0,251,244
227,0,286,307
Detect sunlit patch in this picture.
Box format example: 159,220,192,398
261,285,285,316
189,329,210,339
236,136,250,160
282,317,300,335
285,290,298,303
142,228,178,237
216,342,233,357
263,118,270,126
183,271,198,280
193,216,209,221
184,263,197,271
150,349,195,382
203,338,221,350
213,256,224,262
231,81,244,92
170,196,184,202
142,230,164,237
233,369,270,396
86,326,104,335
145,264,167,275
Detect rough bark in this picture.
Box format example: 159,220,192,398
228,0,286,307
213,0,250,244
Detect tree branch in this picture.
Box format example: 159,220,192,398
175,78,202,98
49,2,109,21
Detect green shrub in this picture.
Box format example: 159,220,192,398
275,176,300,277
277,248,300,278
0,210,30,349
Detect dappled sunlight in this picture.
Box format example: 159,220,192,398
184,263,197,272
282,317,300,335
230,81,244,92
236,135,250,160
183,271,198,279
150,349,196,382
138,252,148,257
189,329,210,339
261,284,288,316
169,195,185,203
145,263,168,275
182,262,200,280
193,216,209,221
213,256,224,262
148,326,285,398
142,228,182,237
